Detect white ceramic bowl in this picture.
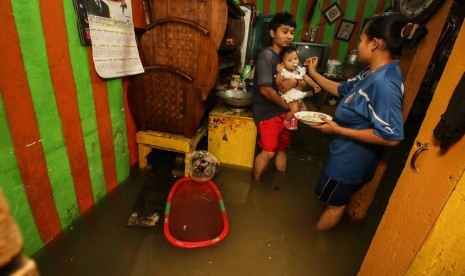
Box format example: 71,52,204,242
295,111,333,126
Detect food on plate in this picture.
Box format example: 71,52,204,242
294,111,333,126
301,113,327,122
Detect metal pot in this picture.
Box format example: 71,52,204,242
217,90,252,110
343,49,360,78
344,49,359,65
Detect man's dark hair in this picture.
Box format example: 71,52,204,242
269,12,296,32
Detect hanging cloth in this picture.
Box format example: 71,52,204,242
433,72,465,150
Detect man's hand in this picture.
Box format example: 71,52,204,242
278,78,297,93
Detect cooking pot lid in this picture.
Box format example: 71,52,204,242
392,0,443,23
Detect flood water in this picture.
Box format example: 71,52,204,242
33,102,420,276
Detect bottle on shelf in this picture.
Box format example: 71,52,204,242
229,74,243,90
241,60,254,92
249,60,255,79
241,60,255,80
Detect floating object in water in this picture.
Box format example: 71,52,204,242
186,150,220,182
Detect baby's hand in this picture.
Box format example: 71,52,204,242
276,63,284,72
313,84,321,93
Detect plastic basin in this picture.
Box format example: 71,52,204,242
164,178,229,248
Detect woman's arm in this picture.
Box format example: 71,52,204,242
313,118,401,147
306,57,340,97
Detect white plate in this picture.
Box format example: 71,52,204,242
294,111,333,126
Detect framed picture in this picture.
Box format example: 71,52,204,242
322,2,344,24
336,20,357,41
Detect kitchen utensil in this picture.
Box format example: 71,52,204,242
216,90,252,110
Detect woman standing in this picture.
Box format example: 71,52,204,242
307,12,427,230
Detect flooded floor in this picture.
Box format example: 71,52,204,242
33,103,422,276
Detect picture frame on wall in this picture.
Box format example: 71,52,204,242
322,3,344,24
335,20,357,41
73,0,92,45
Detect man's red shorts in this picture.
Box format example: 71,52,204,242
256,113,291,152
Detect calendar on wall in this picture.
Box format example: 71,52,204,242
73,0,144,78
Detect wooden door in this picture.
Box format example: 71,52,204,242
358,20,465,275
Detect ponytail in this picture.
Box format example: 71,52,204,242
364,12,428,58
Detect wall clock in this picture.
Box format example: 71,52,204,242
391,0,443,23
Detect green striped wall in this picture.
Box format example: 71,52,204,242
63,0,108,202
0,96,43,256
12,0,80,230
1,0,130,255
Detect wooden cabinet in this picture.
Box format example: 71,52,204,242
129,0,244,138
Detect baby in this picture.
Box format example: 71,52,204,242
276,46,321,130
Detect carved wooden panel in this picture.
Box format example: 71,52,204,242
151,0,228,49
128,66,203,138
139,18,218,100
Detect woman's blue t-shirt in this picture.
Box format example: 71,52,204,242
324,61,404,185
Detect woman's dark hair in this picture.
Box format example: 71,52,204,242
279,45,297,61
364,12,428,58
269,12,296,32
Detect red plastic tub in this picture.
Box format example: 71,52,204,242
164,177,229,248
